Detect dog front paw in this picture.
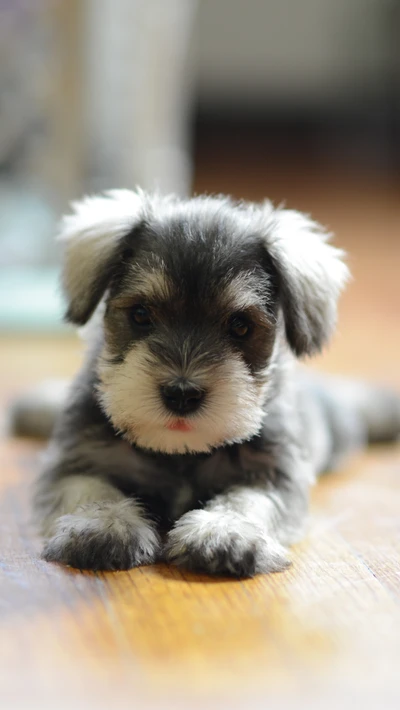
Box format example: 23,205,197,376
165,509,290,578
42,500,160,571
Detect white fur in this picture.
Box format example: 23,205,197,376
97,341,273,454
165,507,290,574
43,500,160,567
165,483,300,573
234,198,348,296
263,206,349,320
59,189,144,310
39,474,160,567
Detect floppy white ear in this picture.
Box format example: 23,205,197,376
262,205,349,356
58,189,144,325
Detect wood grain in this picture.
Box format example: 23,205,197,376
1,165,400,710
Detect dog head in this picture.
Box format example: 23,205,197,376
59,190,348,454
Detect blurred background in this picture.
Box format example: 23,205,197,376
0,0,399,359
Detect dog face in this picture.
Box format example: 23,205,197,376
59,190,348,454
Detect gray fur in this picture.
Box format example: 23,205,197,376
22,190,399,576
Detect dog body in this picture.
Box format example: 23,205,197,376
32,190,400,576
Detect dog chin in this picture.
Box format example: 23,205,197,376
124,426,222,455
123,422,260,455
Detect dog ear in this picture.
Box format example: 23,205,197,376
260,205,349,356
58,190,144,325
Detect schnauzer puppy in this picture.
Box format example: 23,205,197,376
28,190,400,576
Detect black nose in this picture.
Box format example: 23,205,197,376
161,380,205,415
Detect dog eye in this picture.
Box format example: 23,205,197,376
130,304,152,327
229,315,251,339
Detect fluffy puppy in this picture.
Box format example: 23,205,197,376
30,190,400,576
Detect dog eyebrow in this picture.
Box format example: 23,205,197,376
113,265,175,306
223,273,271,312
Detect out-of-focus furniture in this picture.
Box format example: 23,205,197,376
0,0,197,330
85,0,197,197
39,0,198,208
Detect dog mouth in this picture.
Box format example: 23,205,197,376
165,419,194,432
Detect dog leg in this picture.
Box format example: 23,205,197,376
165,472,309,577
36,472,160,571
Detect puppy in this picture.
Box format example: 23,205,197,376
28,189,400,576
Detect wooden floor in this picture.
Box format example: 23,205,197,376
1,158,400,710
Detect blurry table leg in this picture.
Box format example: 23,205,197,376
85,0,198,196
